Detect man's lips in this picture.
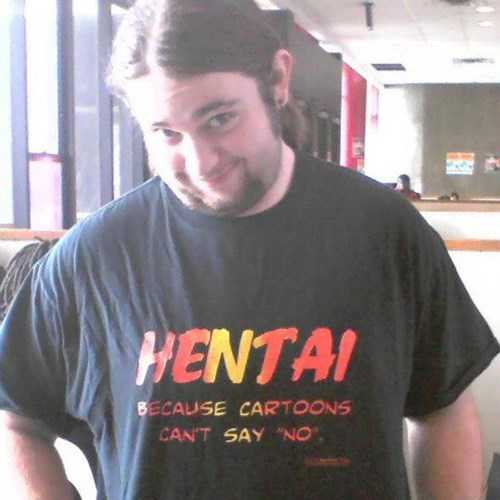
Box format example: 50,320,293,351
200,161,239,187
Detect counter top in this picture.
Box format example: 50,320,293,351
0,229,66,240
446,240,500,252
414,200,500,212
1,230,499,252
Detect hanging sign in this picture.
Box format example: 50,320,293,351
446,152,475,175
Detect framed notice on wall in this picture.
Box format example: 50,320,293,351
446,152,475,175
485,154,500,173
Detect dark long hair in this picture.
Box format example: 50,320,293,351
107,0,306,149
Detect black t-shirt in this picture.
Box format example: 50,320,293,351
0,153,498,499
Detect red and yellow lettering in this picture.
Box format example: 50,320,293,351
334,329,358,382
292,328,358,382
136,326,358,386
203,329,254,383
291,328,335,382
253,328,298,384
263,400,280,416
281,426,314,442
136,331,176,386
161,402,172,415
172,329,211,383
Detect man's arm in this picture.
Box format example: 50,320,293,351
406,389,484,500
0,410,74,500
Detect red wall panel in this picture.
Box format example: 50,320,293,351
341,64,367,170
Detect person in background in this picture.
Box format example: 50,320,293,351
0,1,498,499
395,173,421,200
450,191,460,201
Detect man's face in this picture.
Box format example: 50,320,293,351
126,68,284,217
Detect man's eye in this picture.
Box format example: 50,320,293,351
153,128,182,144
206,112,237,130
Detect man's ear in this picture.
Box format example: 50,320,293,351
271,49,294,108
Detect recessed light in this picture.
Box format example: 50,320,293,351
475,1,496,13
372,63,407,71
478,20,494,27
476,5,496,13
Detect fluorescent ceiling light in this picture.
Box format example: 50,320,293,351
475,2,496,13
478,20,494,27
476,5,495,12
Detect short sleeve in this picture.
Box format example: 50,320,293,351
0,251,75,435
404,227,500,417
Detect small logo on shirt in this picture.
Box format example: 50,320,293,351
304,457,351,468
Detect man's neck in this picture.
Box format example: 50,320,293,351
239,142,296,217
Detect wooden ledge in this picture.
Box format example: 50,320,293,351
1,230,499,252
445,240,500,252
414,201,500,212
0,229,66,241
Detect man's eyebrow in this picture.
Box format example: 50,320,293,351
192,98,240,119
151,99,239,129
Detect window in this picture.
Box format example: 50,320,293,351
0,5,14,226
1,0,145,229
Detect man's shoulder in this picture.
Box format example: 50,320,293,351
75,177,162,235
295,153,416,220
52,177,164,261
294,155,444,266
296,153,390,195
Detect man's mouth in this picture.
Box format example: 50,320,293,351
200,160,240,188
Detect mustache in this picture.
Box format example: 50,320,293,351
173,158,242,184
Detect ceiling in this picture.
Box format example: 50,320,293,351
256,0,500,85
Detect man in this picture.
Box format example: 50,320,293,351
0,1,498,499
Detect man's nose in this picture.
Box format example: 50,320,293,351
182,135,220,180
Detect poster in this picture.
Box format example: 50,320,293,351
485,154,500,173
446,152,475,175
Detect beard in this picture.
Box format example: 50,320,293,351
180,182,266,217
175,163,269,217
153,137,283,217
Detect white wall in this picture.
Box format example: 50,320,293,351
364,86,424,192
55,439,97,500
421,211,500,240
